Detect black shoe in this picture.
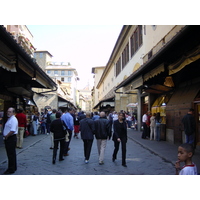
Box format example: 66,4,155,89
112,157,116,162
122,164,127,167
52,159,56,164
59,158,64,161
3,170,15,175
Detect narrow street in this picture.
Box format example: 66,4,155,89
0,130,175,175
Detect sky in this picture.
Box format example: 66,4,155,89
27,25,123,89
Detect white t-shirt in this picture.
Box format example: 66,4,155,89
3,115,18,136
113,114,118,121
142,114,147,123
179,163,198,175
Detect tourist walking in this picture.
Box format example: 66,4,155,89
3,107,18,174
50,112,66,164
49,109,57,149
61,107,74,156
79,112,95,164
94,112,111,165
16,108,27,149
112,112,128,167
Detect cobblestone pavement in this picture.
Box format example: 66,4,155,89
0,131,175,175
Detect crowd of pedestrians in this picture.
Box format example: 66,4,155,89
1,106,198,175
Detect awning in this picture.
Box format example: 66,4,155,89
93,96,115,109
144,84,173,94
144,63,165,82
167,83,200,105
127,103,138,107
168,45,200,75
58,96,76,108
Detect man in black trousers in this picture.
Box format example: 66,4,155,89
3,107,18,175
79,112,95,164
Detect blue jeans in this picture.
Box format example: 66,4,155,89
156,124,161,141
186,134,194,144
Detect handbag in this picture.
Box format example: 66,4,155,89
61,120,69,142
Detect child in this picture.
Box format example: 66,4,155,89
175,143,197,175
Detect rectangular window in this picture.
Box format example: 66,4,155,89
47,70,51,74
61,70,65,75
67,71,72,76
116,57,121,77
61,77,64,82
131,25,143,57
39,53,43,58
54,70,58,75
122,43,129,69
68,77,71,82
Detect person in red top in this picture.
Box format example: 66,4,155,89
16,108,27,149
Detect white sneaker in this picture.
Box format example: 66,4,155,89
85,160,89,164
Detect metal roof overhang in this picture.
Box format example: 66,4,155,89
0,26,57,90
58,96,76,109
115,25,198,92
93,96,115,109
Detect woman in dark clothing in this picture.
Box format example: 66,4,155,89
112,112,128,167
50,112,66,164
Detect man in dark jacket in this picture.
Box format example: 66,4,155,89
79,112,95,164
50,112,66,164
182,108,196,146
94,112,111,165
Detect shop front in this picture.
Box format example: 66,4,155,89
114,26,200,146
0,26,57,128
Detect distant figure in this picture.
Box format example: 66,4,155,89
79,112,95,164
175,143,197,175
16,108,27,149
94,112,111,165
49,109,57,149
32,111,39,136
155,112,162,141
112,112,128,167
79,111,86,121
141,111,149,139
73,112,80,139
150,113,156,140
182,108,196,146
92,112,100,121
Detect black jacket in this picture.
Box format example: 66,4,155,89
182,114,195,135
80,118,95,140
94,117,111,139
50,119,66,140
112,120,127,141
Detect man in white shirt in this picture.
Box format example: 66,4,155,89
141,111,148,139
3,107,18,175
